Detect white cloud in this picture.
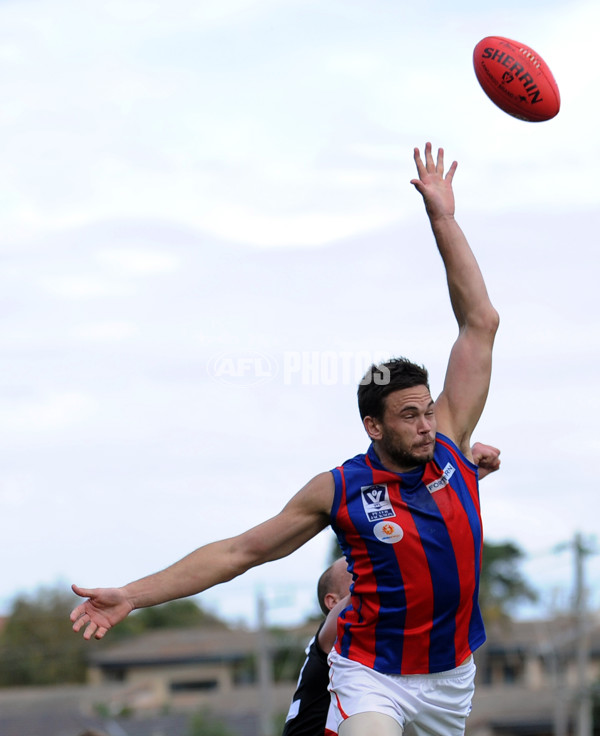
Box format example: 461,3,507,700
39,274,136,299
96,248,180,275
69,321,138,342
200,201,401,247
0,391,98,434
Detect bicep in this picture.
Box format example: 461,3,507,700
230,472,334,567
435,325,495,450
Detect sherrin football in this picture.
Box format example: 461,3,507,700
473,36,560,122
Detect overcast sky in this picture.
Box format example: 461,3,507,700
1,0,599,629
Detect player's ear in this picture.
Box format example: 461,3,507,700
324,592,339,611
363,415,383,441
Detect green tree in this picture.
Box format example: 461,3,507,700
479,540,538,623
0,586,230,687
0,587,87,686
186,707,236,736
112,598,229,639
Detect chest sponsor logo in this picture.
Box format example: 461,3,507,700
426,462,456,493
373,520,404,544
360,483,395,521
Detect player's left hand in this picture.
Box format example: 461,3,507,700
471,442,501,479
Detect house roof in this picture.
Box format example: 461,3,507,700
484,614,600,656
90,626,261,668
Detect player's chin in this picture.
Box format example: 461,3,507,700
414,443,435,463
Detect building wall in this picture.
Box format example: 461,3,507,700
88,659,297,715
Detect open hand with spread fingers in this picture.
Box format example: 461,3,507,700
410,141,457,223
70,584,134,640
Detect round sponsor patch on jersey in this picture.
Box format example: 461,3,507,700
373,520,404,544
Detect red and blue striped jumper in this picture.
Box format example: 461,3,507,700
330,433,486,675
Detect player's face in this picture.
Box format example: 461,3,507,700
373,386,436,471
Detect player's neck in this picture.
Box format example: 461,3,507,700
371,444,423,474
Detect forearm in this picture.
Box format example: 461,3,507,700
429,214,498,329
318,594,351,653
123,538,246,610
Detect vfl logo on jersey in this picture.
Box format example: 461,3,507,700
374,520,404,544
360,483,395,522
426,462,456,494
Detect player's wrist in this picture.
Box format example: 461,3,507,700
428,212,456,226
121,583,144,612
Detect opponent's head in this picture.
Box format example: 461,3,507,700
317,558,352,615
357,357,435,470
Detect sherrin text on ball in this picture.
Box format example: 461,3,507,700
473,36,560,122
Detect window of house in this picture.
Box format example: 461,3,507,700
102,668,126,682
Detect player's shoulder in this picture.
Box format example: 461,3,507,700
435,433,477,470
332,450,369,472
294,471,335,513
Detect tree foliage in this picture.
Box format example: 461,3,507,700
111,598,229,640
0,587,87,686
479,540,538,623
0,586,229,687
186,708,236,736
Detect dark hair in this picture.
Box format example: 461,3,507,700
357,357,429,420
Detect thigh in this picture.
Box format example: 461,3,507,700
328,651,405,730
339,712,403,736
411,660,476,736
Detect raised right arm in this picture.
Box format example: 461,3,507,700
411,143,499,455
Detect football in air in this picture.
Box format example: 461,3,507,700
473,36,560,122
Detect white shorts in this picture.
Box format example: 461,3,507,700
327,650,476,736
